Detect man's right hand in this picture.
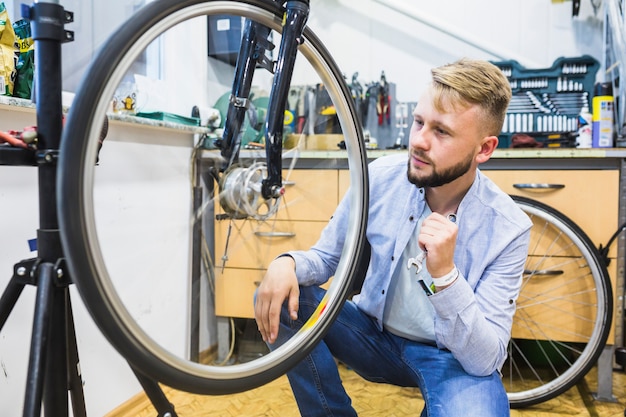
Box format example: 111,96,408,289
254,256,300,344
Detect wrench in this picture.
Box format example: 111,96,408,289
407,250,426,274
406,212,456,275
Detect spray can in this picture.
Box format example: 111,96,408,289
577,105,592,148
591,82,614,148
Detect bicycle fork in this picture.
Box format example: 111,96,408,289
262,0,309,200
218,19,272,169
218,0,310,201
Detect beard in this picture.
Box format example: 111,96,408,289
407,151,473,188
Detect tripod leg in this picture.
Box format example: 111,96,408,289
131,366,178,417
22,263,54,417
65,291,87,417
43,279,70,417
0,274,26,331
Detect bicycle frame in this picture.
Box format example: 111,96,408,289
219,0,310,201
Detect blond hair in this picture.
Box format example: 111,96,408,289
430,58,511,137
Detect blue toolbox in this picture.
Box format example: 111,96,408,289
491,55,599,148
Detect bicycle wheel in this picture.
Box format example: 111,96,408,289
505,195,612,407
58,0,368,395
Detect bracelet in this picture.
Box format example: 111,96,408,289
275,253,296,272
431,266,459,288
276,253,294,261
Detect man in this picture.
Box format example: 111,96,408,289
254,58,532,416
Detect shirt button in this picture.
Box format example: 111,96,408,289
391,256,395,261
381,289,385,295
409,215,414,221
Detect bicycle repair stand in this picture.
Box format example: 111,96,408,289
0,2,177,416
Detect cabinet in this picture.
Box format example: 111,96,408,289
484,170,619,258
213,161,621,327
214,169,339,318
483,169,620,343
209,150,624,400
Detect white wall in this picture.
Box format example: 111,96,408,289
6,0,602,111
0,107,199,416
297,0,604,103
0,1,606,416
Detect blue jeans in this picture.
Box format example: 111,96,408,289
269,286,510,417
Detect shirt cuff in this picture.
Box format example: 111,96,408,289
429,273,474,318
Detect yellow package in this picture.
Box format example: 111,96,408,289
0,2,18,95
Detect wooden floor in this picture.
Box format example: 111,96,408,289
106,363,626,417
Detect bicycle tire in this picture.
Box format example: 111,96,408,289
506,195,613,408
57,0,368,395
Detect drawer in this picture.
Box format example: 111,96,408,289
513,254,613,343
275,169,338,221
215,266,332,318
215,169,338,222
338,168,351,201
214,219,327,270
484,170,619,258
215,268,264,318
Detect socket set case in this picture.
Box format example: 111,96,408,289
491,55,599,148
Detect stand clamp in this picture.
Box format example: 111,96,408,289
23,2,74,44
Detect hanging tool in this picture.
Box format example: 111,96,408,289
376,71,390,126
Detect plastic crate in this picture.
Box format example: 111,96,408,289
207,15,243,66
491,55,599,148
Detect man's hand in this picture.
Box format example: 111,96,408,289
254,256,300,344
419,212,458,279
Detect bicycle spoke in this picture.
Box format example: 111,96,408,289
504,196,611,407
59,0,367,395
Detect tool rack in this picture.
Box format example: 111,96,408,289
492,55,599,148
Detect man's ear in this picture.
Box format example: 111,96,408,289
476,135,498,164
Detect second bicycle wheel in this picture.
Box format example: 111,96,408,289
505,196,613,407
58,0,368,394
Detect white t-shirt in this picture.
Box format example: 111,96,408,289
382,206,436,344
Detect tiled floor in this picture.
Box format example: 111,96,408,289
107,363,626,416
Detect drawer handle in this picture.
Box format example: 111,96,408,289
283,180,296,187
254,231,296,238
524,269,564,276
513,183,565,190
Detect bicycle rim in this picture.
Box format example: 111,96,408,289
58,0,368,394
506,196,612,407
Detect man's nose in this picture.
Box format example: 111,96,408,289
409,125,430,149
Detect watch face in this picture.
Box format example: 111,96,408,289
418,279,434,296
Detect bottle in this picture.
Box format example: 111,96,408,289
591,82,614,148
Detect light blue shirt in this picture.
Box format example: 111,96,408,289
288,153,532,376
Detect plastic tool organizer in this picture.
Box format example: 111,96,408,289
491,55,599,148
